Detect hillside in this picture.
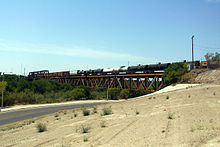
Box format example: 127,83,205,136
181,68,220,84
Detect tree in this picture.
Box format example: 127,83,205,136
0,81,7,96
162,63,188,86
205,52,220,63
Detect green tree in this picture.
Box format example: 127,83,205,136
0,81,7,95
162,63,188,86
108,88,120,100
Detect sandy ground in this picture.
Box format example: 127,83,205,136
0,83,220,147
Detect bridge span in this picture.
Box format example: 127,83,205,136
52,73,163,91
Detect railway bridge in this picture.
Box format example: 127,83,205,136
52,73,163,91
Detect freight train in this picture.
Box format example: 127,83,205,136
28,62,171,79
28,60,211,80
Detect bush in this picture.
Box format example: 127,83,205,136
162,63,188,86
100,121,107,128
81,125,90,133
36,123,47,132
92,106,97,113
70,87,91,100
102,107,112,116
82,108,90,116
108,88,120,100
119,89,130,99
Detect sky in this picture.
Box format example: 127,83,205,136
0,0,220,75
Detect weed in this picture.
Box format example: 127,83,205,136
82,125,90,133
82,109,90,116
93,106,97,114
168,113,174,119
136,110,140,115
27,120,35,125
188,95,191,98
36,123,47,132
102,107,112,116
83,137,88,142
148,97,152,100
166,96,169,100
54,113,59,117
213,92,216,96
74,113,78,117
63,111,67,115
56,117,60,120
100,121,107,128
197,125,205,130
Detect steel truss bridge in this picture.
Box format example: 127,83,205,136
53,73,163,91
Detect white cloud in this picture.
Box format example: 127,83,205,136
0,40,159,66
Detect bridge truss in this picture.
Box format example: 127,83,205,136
53,73,163,91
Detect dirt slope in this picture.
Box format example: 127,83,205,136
0,84,220,147
195,69,220,84
181,68,220,84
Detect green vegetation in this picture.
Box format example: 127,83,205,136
205,52,220,63
102,106,112,116
136,110,140,115
0,75,152,107
36,123,47,132
83,137,88,142
82,108,90,116
81,125,90,133
162,63,188,86
100,121,107,128
168,113,174,119
54,113,59,117
92,106,97,114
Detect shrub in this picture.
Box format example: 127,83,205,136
162,63,188,86
100,121,107,128
83,137,88,142
108,88,120,100
81,125,90,133
54,113,59,117
129,89,149,98
119,89,130,99
166,96,169,99
36,123,47,132
136,110,140,115
168,113,174,119
74,113,78,117
82,108,90,116
70,87,91,100
92,106,97,114
102,107,112,116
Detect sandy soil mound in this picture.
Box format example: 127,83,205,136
0,84,220,147
181,68,220,85
195,68,220,84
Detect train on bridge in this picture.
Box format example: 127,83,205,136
28,62,172,79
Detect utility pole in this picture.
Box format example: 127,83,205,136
191,35,194,67
1,73,4,112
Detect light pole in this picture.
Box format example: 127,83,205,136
191,35,194,68
1,72,12,112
